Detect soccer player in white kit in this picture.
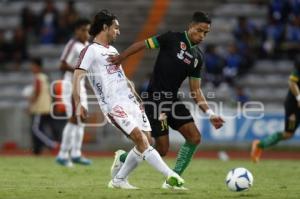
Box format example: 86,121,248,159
73,10,185,189
56,18,92,166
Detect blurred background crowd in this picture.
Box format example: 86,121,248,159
0,0,299,152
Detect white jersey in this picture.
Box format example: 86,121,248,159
77,43,133,113
60,38,89,82
60,38,89,117
77,42,151,134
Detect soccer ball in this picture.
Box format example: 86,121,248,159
225,167,253,192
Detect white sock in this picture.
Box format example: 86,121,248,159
142,146,173,177
115,147,143,180
57,122,76,159
71,125,84,158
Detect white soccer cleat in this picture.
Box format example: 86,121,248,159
110,150,126,178
162,181,188,190
166,172,185,187
108,179,139,189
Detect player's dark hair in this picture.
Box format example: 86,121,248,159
89,9,117,37
191,11,211,24
31,57,43,68
73,18,90,31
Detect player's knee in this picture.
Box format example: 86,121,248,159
131,131,144,143
187,134,201,145
156,146,168,157
130,130,149,151
153,136,169,156
145,133,154,146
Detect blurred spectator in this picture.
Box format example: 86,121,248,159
38,0,59,44
223,43,243,86
282,15,300,58
28,57,59,155
285,16,300,42
233,16,257,41
289,0,300,17
20,6,39,44
268,0,290,23
0,29,9,66
21,6,38,34
204,45,225,87
7,28,28,70
55,15,71,44
62,0,79,29
262,17,285,57
235,86,249,106
55,1,79,43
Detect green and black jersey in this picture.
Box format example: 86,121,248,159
286,69,300,106
145,31,204,98
284,69,300,132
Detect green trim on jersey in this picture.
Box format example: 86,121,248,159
184,31,195,48
289,71,299,82
189,76,201,80
145,40,150,48
145,37,160,49
290,75,299,82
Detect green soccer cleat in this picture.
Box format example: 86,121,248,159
71,156,92,165
162,181,188,190
166,173,185,187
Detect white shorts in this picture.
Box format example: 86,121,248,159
106,101,152,135
61,80,88,118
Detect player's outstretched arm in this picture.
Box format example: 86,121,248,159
73,69,88,121
189,78,224,129
108,41,146,65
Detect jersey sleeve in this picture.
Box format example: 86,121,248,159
289,70,300,82
145,31,173,49
60,40,76,64
76,46,94,71
188,61,202,79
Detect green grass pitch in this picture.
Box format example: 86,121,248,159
0,156,300,199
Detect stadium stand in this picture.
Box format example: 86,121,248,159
0,0,299,150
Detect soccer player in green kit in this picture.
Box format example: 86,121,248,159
251,59,300,163
108,11,224,189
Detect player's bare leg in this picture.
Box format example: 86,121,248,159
251,131,293,163
154,135,170,157
251,139,262,163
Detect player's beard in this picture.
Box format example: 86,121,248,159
107,34,116,45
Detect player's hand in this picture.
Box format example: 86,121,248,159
76,105,88,122
107,54,123,65
210,115,225,129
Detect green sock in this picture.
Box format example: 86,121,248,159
258,132,284,149
119,152,128,163
173,142,198,175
